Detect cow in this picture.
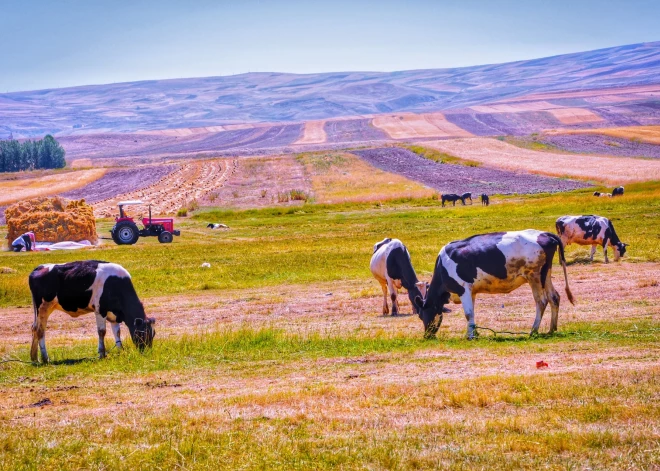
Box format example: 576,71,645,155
599,193,612,198
555,215,628,263
461,192,473,205
481,194,490,206
441,194,462,207
370,238,427,316
612,186,624,197
414,230,575,340
593,191,601,197
207,223,229,229
28,260,155,363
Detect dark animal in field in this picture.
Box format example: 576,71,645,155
28,260,155,363
414,230,574,339
593,191,601,197
556,215,628,263
612,186,624,197
207,223,229,229
481,194,490,206
441,194,462,207
461,192,473,205
370,238,427,316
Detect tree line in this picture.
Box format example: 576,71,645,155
0,135,66,173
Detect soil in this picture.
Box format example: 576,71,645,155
540,134,660,159
352,147,590,194
324,119,388,143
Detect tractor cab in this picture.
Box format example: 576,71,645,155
111,200,180,245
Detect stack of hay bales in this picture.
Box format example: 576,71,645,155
5,197,98,244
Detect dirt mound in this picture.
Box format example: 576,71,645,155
5,197,97,244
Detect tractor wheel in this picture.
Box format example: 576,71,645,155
112,221,140,245
158,231,173,244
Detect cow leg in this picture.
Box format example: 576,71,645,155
378,279,389,315
460,291,477,339
386,278,399,316
603,241,610,264
95,313,107,359
590,245,596,262
31,300,55,363
545,276,561,334
530,279,548,336
110,322,123,349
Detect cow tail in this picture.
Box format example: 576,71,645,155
557,238,575,305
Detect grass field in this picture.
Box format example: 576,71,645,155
1,181,659,470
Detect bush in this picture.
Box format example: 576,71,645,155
260,189,268,198
177,208,188,217
187,199,200,212
208,192,219,203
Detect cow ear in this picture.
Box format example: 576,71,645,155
147,317,156,324
414,296,424,309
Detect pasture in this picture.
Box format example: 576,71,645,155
1,180,659,469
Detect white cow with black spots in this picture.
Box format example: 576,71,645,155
555,215,628,263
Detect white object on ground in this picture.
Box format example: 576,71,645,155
201,262,211,268
35,240,93,251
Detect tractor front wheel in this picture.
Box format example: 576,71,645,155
112,221,140,245
158,231,173,244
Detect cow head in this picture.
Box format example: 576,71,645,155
414,291,449,339
411,282,429,315
130,315,156,350
613,242,628,261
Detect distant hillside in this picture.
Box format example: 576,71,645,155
1,41,659,137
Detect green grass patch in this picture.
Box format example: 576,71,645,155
404,144,482,166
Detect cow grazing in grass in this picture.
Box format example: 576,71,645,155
370,238,427,316
441,194,461,207
481,194,490,206
593,191,601,197
414,230,574,339
461,192,473,205
555,215,628,263
612,186,624,197
207,223,228,229
28,260,155,363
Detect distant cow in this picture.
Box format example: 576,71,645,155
207,223,229,229
612,186,624,197
460,192,473,205
481,194,490,206
370,238,427,316
600,193,612,198
556,215,628,263
441,194,461,207
28,261,155,363
593,191,601,197
414,230,575,339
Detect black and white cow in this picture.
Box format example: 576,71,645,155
370,238,427,316
481,194,489,206
441,194,462,207
28,260,155,363
414,230,575,339
555,215,628,263
460,192,472,205
612,186,624,197
207,223,229,229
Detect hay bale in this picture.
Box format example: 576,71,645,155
5,197,97,244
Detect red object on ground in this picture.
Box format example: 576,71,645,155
536,361,549,369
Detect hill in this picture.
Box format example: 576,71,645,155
1,41,659,138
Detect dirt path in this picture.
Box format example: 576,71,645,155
352,147,589,194
294,120,327,144
422,137,660,184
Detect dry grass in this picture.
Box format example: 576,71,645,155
0,168,106,206
372,112,472,139
297,151,434,203
548,125,660,144
422,137,660,184
547,108,604,124
294,120,327,144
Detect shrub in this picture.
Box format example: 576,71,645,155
187,199,200,212
177,208,188,217
260,189,268,198
232,191,239,198
277,192,290,203
289,189,309,201
208,192,219,203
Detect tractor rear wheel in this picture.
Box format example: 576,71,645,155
112,221,140,245
158,231,173,243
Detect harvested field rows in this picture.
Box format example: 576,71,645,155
549,125,660,144
540,133,660,159
0,168,106,206
372,112,472,139
294,120,327,144
548,107,603,124
92,159,235,217
352,147,589,194
324,118,388,143
60,165,178,203
423,137,660,183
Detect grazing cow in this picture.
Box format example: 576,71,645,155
441,194,461,207
461,192,473,205
612,186,624,197
414,230,575,339
555,215,628,263
28,260,155,363
593,191,601,197
370,238,427,316
207,223,229,229
481,194,490,206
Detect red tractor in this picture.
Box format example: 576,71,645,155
110,201,180,245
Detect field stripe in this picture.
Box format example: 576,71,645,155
372,112,472,139
294,120,327,145
548,108,604,124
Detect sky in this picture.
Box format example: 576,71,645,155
1,0,658,92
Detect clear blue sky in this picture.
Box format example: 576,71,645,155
1,0,658,92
